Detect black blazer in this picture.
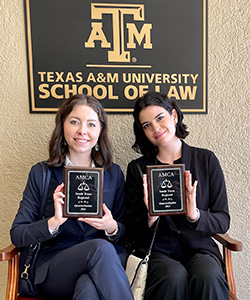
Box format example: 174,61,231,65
125,141,230,265
11,161,126,284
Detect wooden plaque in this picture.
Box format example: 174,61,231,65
63,166,103,218
146,164,186,216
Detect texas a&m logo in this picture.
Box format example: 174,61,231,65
85,3,152,63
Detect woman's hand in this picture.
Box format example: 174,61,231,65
48,183,67,231
79,204,118,234
143,174,159,227
185,170,199,221
143,174,149,209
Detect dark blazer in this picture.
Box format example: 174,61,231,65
125,141,230,265
11,161,126,284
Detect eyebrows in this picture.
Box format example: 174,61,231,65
68,116,99,123
140,112,164,126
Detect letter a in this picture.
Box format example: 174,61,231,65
85,23,111,48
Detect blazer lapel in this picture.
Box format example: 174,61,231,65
75,219,86,232
51,165,64,184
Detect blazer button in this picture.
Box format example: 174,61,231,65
78,237,84,242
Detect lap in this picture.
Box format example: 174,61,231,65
40,239,119,298
185,252,224,279
148,251,223,278
148,252,188,278
145,251,228,300
145,252,188,300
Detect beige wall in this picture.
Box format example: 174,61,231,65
1,0,249,299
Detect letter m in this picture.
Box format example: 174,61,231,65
126,23,152,49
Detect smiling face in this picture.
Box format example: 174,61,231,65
63,104,101,159
139,105,178,149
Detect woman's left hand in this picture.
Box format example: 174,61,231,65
185,170,199,220
78,204,118,234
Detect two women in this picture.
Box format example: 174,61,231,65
125,91,230,300
11,91,230,300
11,94,134,300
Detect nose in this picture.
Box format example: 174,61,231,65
152,123,160,133
77,123,87,135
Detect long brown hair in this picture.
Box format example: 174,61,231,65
48,94,113,170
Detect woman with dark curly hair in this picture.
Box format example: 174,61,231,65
11,94,133,300
125,91,230,300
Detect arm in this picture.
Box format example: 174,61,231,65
194,151,230,234
48,182,67,233
10,163,53,247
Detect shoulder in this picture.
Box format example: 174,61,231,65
127,154,155,173
128,155,151,168
104,163,124,179
23,161,51,193
104,163,125,189
29,161,53,179
190,145,214,157
28,161,47,178
187,144,221,167
126,155,155,180
30,160,49,172
107,162,122,173
192,145,217,159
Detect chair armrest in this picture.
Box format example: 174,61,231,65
213,233,242,300
212,233,242,252
0,244,19,262
0,244,20,300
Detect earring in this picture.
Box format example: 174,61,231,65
95,143,100,151
64,139,67,146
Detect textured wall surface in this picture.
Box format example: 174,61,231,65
0,0,249,299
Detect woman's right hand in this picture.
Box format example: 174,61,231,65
143,174,159,227
48,183,67,231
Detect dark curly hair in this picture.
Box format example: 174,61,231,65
132,91,189,156
48,94,113,170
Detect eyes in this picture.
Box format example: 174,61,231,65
70,120,79,125
142,123,150,130
157,115,164,122
69,119,97,128
141,114,165,130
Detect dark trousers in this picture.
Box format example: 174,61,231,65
40,239,134,300
145,252,229,300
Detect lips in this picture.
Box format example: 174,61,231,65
155,130,166,139
74,138,89,144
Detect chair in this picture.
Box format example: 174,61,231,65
0,233,242,300
212,233,242,300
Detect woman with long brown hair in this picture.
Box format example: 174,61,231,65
11,94,133,300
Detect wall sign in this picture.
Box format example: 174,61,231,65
25,0,207,113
